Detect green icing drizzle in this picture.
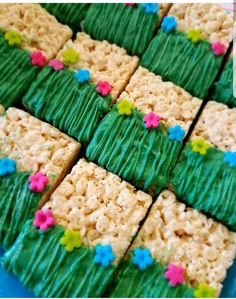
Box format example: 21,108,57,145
82,4,159,56
23,66,112,144
211,58,236,108
86,107,182,196
1,221,116,297
141,30,224,99
109,258,194,298
171,143,236,231
41,4,90,32
0,171,41,250
0,36,39,108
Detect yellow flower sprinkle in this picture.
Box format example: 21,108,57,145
191,138,210,155
117,99,134,116
194,283,216,298
60,229,81,252
187,29,202,43
4,30,22,46
61,48,79,65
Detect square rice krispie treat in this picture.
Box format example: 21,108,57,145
119,66,202,134
110,190,236,298
1,159,152,297
0,35,39,108
57,32,139,99
82,3,171,56
211,49,235,108
86,101,185,196
141,4,233,99
0,3,72,60
172,101,236,231
0,107,80,249
41,3,90,32
23,32,139,144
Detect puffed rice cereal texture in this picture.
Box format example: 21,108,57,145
130,190,236,295
44,158,152,262
119,66,202,133
191,101,236,151
0,107,81,202
168,4,233,48
0,4,72,60
57,32,139,100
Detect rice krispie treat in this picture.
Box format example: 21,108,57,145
57,32,139,99
41,3,90,32
2,159,152,297
23,33,138,144
110,190,236,297
0,35,39,108
0,3,72,60
82,3,171,56
141,4,233,99
0,107,80,249
172,101,236,230
86,102,185,196
119,66,202,134
211,49,235,108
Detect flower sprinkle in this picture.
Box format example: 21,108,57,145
33,210,55,231
94,244,116,267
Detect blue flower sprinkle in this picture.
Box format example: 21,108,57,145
168,125,185,142
0,157,16,176
141,3,159,14
74,69,90,83
94,244,115,267
224,151,236,167
161,16,177,32
132,247,153,271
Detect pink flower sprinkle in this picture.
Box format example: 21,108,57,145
143,112,161,129
211,41,225,56
96,81,112,96
125,3,136,6
164,264,185,286
33,210,55,231
30,51,47,67
29,172,49,192
48,59,64,71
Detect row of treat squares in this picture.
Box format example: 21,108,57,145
0,3,235,226
0,106,235,298
0,3,234,108
0,3,235,297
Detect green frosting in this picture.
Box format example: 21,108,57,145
1,221,116,297
23,66,112,144
41,4,90,32
0,36,39,108
171,143,236,231
82,4,159,56
0,171,41,250
86,106,182,196
141,30,224,99
211,58,236,108
109,257,194,298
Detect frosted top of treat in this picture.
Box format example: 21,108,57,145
0,4,72,60
57,32,139,100
191,101,236,152
168,4,233,48
130,189,236,295
44,158,152,261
